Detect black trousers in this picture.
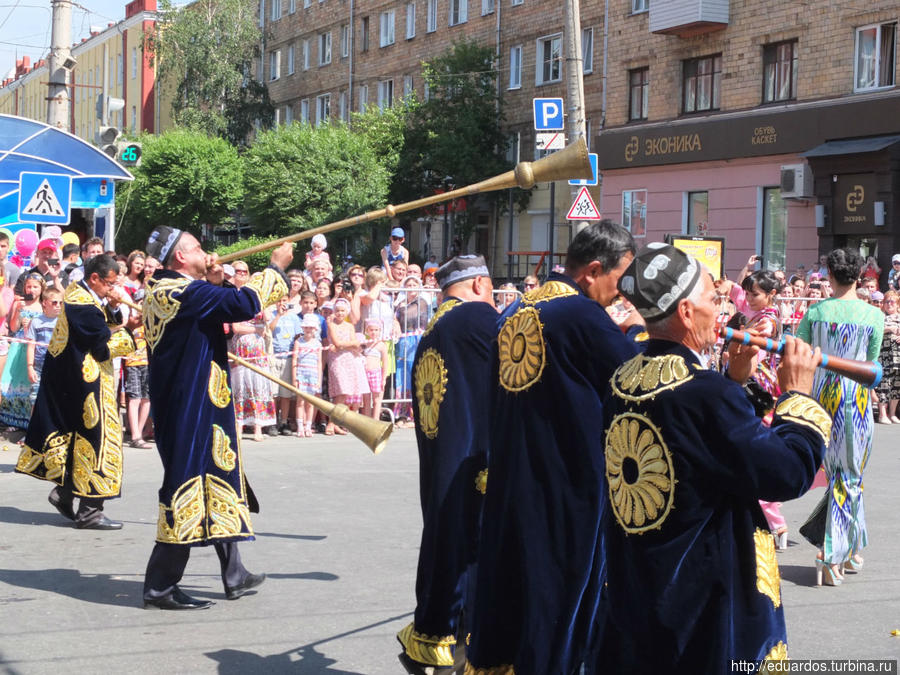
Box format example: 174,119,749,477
52,484,106,524
143,541,249,599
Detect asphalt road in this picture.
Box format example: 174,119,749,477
1,422,900,673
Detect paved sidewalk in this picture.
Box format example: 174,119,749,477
1,422,900,673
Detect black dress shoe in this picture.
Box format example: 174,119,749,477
75,514,123,530
48,487,76,521
144,586,214,610
225,572,266,600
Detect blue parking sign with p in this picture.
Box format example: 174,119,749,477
533,98,564,131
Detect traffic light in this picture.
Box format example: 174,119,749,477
117,142,142,167
97,126,120,158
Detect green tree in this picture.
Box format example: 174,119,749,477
242,123,390,248
115,129,244,251
150,0,273,146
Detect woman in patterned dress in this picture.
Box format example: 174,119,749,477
875,291,900,424
796,248,884,586
230,313,276,442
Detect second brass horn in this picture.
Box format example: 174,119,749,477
218,137,593,264
227,352,392,455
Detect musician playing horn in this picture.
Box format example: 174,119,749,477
140,225,291,610
597,243,829,672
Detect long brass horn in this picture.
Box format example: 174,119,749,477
218,137,593,264
227,352,393,455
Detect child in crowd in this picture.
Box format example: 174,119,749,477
293,314,323,437
300,289,327,342
0,273,45,428
25,287,61,405
382,227,410,282
305,234,332,276
125,318,152,448
362,319,389,420
270,295,303,435
325,297,368,435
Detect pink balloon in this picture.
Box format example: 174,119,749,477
15,229,38,257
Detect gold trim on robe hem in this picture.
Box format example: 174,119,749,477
208,361,232,408
207,474,253,538
760,641,788,668
464,662,515,674
157,476,205,544
15,430,71,481
475,469,488,495
90,355,123,498
774,393,832,444
754,528,782,609
156,474,254,544
397,623,457,667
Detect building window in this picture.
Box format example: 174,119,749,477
449,0,467,26
632,0,648,12
762,40,797,102
304,0,311,7
319,32,332,65
302,39,310,70
682,54,721,113
426,0,437,32
403,74,414,97
482,0,493,15
131,48,137,78
380,10,395,46
300,99,310,123
259,0,265,26
289,0,296,13
511,0,522,6
686,191,708,235
509,45,522,89
285,104,293,123
361,16,370,51
377,80,394,109
287,45,295,75
761,188,786,271
622,190,647,238
269,50,281,80
359,84,369,111
339,90,348,120
131,105,137,132
406,2,416,38
270,0,281,20
117,54,123,87
536,34,562,85
316,94,331,125
341,24,350,57
855,22,897,90
582,27,593,74
629,67,649,120
424,80,431,101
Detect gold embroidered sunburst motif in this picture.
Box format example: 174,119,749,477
611,354,692,402
82,393,100,429
522,280,577,305
211,424,236,471
774,393,832,443
605,413,675,534
498,307,546,392
475,469,488,494
423,299,461,337
208,361,232,408
754,528,782,608
397,622,456,667
415,349,448,439
82,354,100,382
47,309,69,357
144,277,188,351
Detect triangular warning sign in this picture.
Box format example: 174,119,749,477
566,186,601,221
22,179,65,217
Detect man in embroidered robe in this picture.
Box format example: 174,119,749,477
597,243,828,672
16,254,137,529
141,226,291,610
397,256,498,674
466,222,640,674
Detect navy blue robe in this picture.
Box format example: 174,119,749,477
466,272,640,674
144,268,286,546
17,281,135,498
598,339,829,672
397,297,498,667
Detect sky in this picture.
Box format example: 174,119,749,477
0,0,132,77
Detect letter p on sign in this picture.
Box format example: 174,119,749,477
533,98,564,131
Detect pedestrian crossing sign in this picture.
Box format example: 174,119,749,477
566,186,601,221
18,172,72,225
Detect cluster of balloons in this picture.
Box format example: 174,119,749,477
1,226,80,266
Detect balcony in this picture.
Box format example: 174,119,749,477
649,0,729,37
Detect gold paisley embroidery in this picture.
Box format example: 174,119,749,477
47,309,69,357
208,361,232,408
475,469,488,495
423,299,461,337
498,307,546,392
464,663,515,675
605,413,675,534
522,279,577,305
15,444,42,474
157,475,205,544
754,528,782,609
95,357,123,498
82,354,99,382
415,348,448,439
244,267,288,308
71,434,97,496
206,474,253,538
82,393,100,429
761,641,788,668
40,432,71,481
107,328,136,359
397,623,456,667
211,424,236,472
144,277,189,351
774,393,832,443
611,354,693,402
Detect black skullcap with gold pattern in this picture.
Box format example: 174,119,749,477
145,226,184,266
617,242,701,321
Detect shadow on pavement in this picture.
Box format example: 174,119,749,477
778,563,817,587
0,506,73,527
0,568,143,607
206,646,364,674
255,531,328,542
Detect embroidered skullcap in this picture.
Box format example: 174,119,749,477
145,226,184,265
435,255,490,291
618,242,702,321
301,313,320,329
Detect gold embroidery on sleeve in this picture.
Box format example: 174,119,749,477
208,361,232,408
107,329,136,359
211,424,236,472
244,268,288,308
414,349,447,439
754,528,782,608
774,393,832,443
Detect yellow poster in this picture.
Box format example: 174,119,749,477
668,236,725,280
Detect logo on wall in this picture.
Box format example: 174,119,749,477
625,136,640,163
846,185,865,212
